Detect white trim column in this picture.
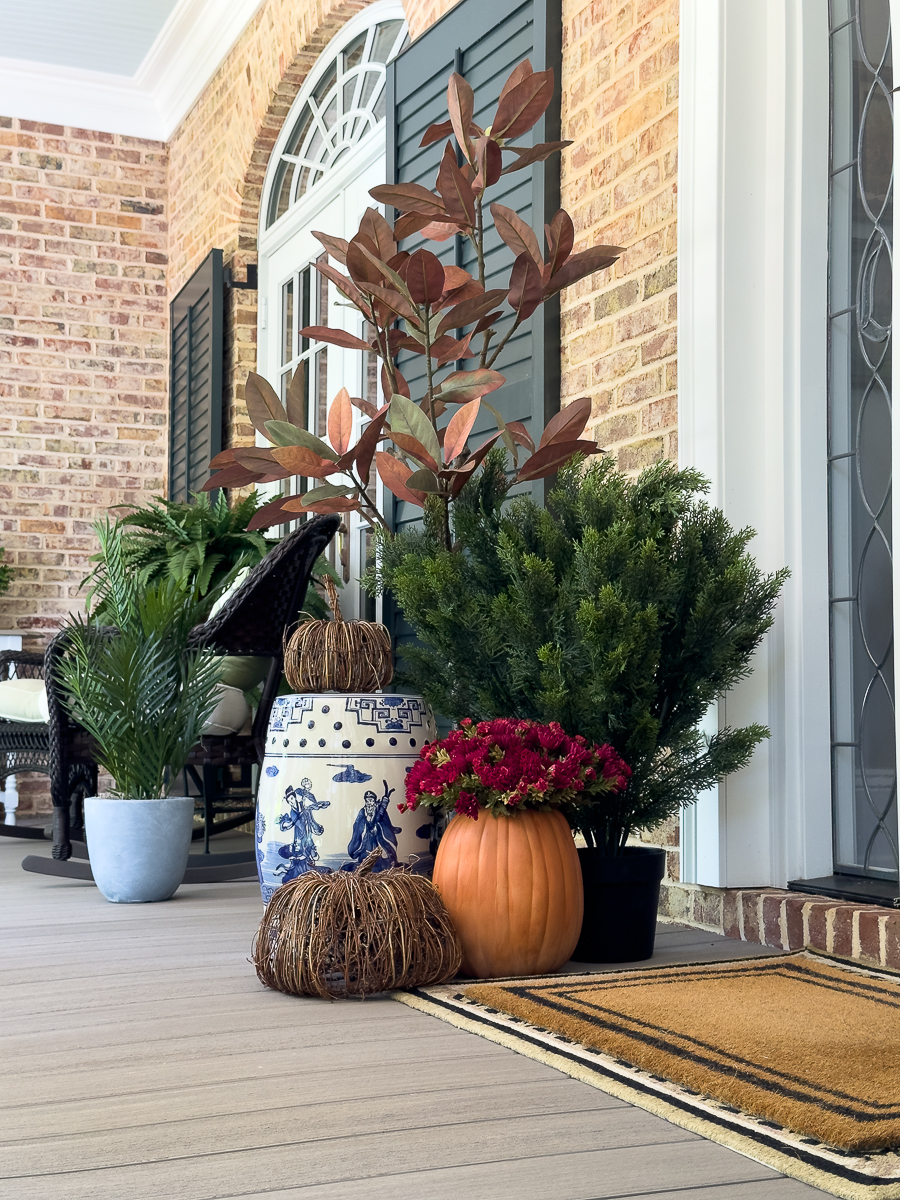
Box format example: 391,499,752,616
678,0,833,887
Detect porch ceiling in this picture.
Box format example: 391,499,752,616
0,0,265,141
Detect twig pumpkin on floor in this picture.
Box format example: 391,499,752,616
284,575,392,693
252,850,462,999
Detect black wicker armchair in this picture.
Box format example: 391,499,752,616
0,514,340,882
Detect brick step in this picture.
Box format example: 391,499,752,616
660,882,900,972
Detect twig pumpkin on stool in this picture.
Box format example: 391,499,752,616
284,575,392,693
252,849,462,998
404,719,631,979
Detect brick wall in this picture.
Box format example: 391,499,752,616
0,118,167,814
560,0,678,473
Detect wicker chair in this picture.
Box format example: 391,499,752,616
0,514,340,880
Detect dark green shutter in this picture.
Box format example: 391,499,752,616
168,249,224,503
386,0,562,534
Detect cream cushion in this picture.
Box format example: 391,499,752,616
0,679,50,723
218,655,271,690
201,684,251,736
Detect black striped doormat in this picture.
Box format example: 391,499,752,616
393,951,900,1200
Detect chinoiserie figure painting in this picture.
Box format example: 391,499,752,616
344,781,402,869
275,779,330,881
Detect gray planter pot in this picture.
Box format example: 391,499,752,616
84,796,194,903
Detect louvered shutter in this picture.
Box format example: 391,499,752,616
168,249,224,502
385,0,562,533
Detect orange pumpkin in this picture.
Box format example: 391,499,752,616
432,807,584,979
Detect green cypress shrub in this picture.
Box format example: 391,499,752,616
369,451,788,853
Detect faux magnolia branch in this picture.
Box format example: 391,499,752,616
205,59,622,549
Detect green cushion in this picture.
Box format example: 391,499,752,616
218,655,271,690
0,679,49,723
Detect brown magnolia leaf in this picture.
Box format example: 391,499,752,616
544,210,575,281
441,265,475,293
382,363,411,399
232,447,281,471
346,237,388,288
507,251,544,322
314,260,370,315
490,203,543,270
327,387,354,456
497,60,534,106
544,245,623,297
209,448,236,470
437,143,477,228
437,279,485,309
299,326,371,351
434,368,505,403
389,430,441,474
311,231,349,265
473,309,503,334
245,371,288,439
286,362,306,427
443,398,481,462
376,451,426,507
405,248,446,307
202,463,264,491
369,183,447,218
472,137,503,193
539,395,593,449
449,430,504,495
447,72,475,162
350,395,379,420
418,219,460,242
405,468,442,494
436,289,508,336
515,438,600,481
364,281,418,321
491,69,554,141
431,332,475,365
283,495,361,514
355,407,390,482
507,419,535,452
420,118,454,148
393,211,445,241
359,207,397,262
500,140,572,175
270,445,341,479
247,496,300,531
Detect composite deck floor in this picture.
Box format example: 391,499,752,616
0,833,827,1199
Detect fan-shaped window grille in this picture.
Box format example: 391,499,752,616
265,15,407,229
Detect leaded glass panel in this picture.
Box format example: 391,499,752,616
827,0,898,878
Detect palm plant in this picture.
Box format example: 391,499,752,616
57,521,223,800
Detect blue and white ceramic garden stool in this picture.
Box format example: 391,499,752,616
255,692,438,904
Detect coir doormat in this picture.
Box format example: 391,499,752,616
393,952,900,1200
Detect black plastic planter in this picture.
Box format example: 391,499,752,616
571,846,666,963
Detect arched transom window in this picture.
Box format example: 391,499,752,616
265,13,407,229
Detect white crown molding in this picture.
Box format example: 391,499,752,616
0,0,265,142
136,0,265,140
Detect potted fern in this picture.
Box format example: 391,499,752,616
57,522,223,903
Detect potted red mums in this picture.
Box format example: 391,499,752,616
403,718,630,978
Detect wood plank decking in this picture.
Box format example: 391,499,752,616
0,835,826,1199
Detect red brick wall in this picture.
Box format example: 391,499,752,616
560,0,678,472
0,118,167,813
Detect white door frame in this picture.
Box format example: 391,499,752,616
678,0,834,887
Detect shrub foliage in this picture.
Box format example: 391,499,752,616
370,452,788,852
